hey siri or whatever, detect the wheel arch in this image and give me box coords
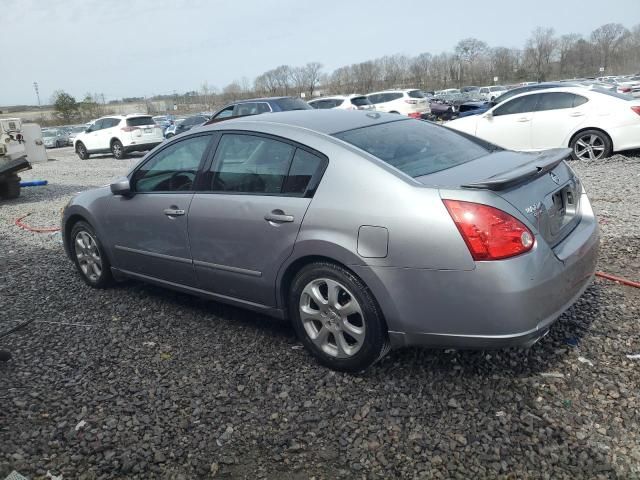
[568,127,614,152]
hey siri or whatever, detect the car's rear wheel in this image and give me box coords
[165,133,174,139]
[76,142,90,160]
[111,139,126,159]
[570,130,612,161]
[70,221,113,288]
[289,262,389,373]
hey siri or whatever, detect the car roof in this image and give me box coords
[202,110,407,135]
[234,96,295,103]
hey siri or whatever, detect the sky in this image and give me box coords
[1,0,638,106]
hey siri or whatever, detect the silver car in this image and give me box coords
[61,111,599,372]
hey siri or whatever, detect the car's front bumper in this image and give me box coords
[352,193,599,349]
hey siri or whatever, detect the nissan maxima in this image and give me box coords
[62,110,599,372]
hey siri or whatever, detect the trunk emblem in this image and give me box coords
[550,172,560,185]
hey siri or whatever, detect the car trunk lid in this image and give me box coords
[417,148,582,247]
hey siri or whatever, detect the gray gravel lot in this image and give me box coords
[1,147,639,479]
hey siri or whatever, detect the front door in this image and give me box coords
[477,93,540,151]
[106,134,213,286]
[188,133,326,307]
[83,119,104,150]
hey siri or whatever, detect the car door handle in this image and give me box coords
[264,210,294,223]
[164,207,185,217]
[516,117,530,122]
[569,112,584,117]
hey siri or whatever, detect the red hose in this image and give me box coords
[596,271,640,289]
[14,213,61,233]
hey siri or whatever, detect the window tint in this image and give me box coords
[282,149,324,194]
[350,96,371,107]
[407,90,425,99]
[334,119,488,177]
[210,134,294,194]
[313,100,333,110]
[132,136,210,193]
[573,95,588,107]
[273,97,312,111]
[536,92,577,111]
[331,99,345,107]
[126,117,154,127]
[235,103,258,116]
[214,106,235,119]
[383,93,403,102]
[367,94,382,104]
[91,119,104,131]
[480,88,489,93]
[256,102,271,113]
[493,94,540,116]
[101,118,120,128]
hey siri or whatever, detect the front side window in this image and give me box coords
[132,135,210,193]
[91,120,105,131]
[256,102,271,113]
[210,134,295,194]
[493,94,540,116]
[214,106,235,120]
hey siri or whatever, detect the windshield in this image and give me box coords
[490,86,505,92]
[274,98,312,111]
[127,117,155,126]
[407,90,425,98]
[334,119,488,177]
[350,96,371,106]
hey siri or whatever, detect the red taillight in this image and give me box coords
[443,200,534,261]
[619,87,631,93]
[631,106,640,116]
[121,126,138,132]
[405,99,418,104]
[408,112,422,119]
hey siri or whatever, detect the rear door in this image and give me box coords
[476,94,540,150]
[188,133,327,307]
[530,93,589,150]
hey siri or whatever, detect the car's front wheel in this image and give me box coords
[111,139,126,159]
[76,142,90,160]
[289,262,389,373]
[165,133,174,139]
[570,130,612,161]
[70,221,113,288]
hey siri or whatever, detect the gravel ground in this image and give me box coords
[1,147,639,480]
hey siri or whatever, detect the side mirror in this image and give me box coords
[482,111,493,119]
[110,177,132,196]
[85,127,92,133]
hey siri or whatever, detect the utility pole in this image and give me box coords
[33,81,41,108]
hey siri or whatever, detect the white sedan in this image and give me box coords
[446,87,640,160]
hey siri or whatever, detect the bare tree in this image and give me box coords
[558,34,582,76]
[591,23,629,70]
[301,62,323,97]
[524,27,557,81]
[455,38,488,85]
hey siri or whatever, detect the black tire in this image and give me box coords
[289,262,390,373]
[0,174,21,200]
[111,139,126,159]
[389,111,400,114]
[569,129,612,161]
[76,142,90,160]
[165,133,174,139]
[69,220,113,288]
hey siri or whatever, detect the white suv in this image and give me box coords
[478,86,508,101]
[308,94,375,111]
[73,114,164,160]
[366,89,430,118]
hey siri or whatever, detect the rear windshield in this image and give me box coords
[334,120,488,177]
[350,96,371,106]
[591,87,635,100]
[127,116,155,127]
[274,98,312,111]
[407,90,425,98]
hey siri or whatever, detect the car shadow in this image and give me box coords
[1,184,101,206]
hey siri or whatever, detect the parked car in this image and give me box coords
[478,86,508,101]
[42,128,68,148]
[460,86,480,94]
[73,114,164,160]
[205,96,312,124]
[435,88,461,95]
[67,125,88,146]
[61,110,598,372]
[152,115,174,133]
[447,87,640,160]
[170,114,210,137]
[164,117,187,138]
[308,95,375,111]
[366,89,430,118]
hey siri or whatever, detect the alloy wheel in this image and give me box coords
[299,278,366,358]
[574,134,606,160]
[75,231,103,282]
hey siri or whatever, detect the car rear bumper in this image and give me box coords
[352,193,599,349]
[123,142,162,153]
[609,123,640,152]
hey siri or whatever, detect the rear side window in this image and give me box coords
[273,98,312,111]
[367,94,382,104]
[384,93,403,102]
[235,103,258,116]
[210,134,295,194]
[350,96,371,107]
[282,149,324,194]
[256,102,271,113]
[334,120,488,177]
[493,94,540,116]
[126,117,154,127]
[536,92,578,111]
[407,90,425,98]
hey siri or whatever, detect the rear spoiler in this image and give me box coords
[461,148,571,191]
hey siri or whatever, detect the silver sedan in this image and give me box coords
[61,111,599,372]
